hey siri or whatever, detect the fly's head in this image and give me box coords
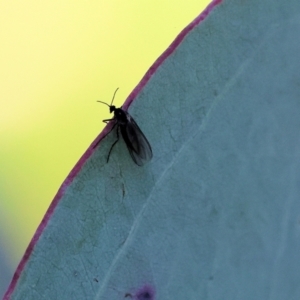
[109,105,116,114]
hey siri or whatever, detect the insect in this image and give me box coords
[95,88,152,166]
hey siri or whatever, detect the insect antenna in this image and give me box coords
[97,87,119,107]
[97,100,110,107]
[110,87,119,106]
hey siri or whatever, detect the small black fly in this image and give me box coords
[95,88,152,166]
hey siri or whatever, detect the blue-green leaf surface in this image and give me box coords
[6,0,300,299]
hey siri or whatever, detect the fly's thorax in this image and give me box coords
[114,108,128,125]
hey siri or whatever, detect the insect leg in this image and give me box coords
[93,121,117,149]
[107,125,120,163]
[103,118,114,123]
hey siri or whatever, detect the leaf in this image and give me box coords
[5,0,300,299]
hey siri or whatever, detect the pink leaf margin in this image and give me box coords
[4,0,222,298]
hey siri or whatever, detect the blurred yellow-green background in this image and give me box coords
[0,0,209,293]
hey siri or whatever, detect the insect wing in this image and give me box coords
[121,112,152,166]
